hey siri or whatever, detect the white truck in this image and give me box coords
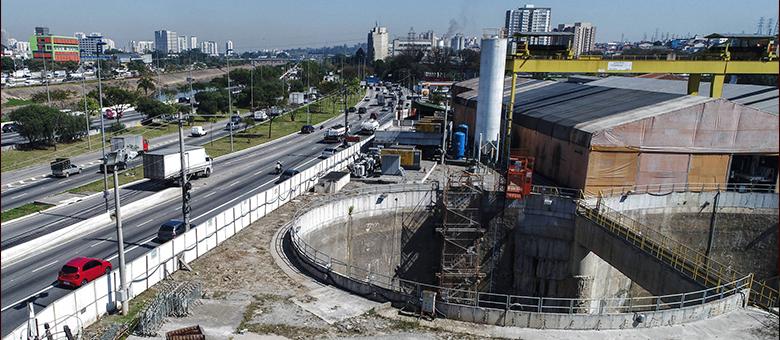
[359,119,380,135]
[101,135,148,172]
[143,146,213,183]
[324,124,347,143]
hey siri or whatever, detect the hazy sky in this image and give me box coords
[2,0,777,51]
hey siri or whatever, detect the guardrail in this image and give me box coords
[4,137,373,340]
[288,185,754,323]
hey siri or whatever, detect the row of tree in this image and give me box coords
[9,105,88,146]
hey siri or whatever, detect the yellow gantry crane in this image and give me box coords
[502,32,779,162]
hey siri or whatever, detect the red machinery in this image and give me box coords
[506,155,534,199]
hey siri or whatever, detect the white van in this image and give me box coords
[252,110,268,121]
[190,126,207,137]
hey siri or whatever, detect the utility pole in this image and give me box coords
[306,61,310,125]
[106,152,129,316]
[80,62,92,150]
[97,43,110,213]
[342,85,348,147]
[43,57,51,106]
[178,101,191,230]
[440,91,450,165]
[250,60,254,111]
[227,56,234,152]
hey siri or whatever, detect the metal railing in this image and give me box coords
[576,199,779,313]
[594,182,777,197]
[288,185,754,316]
[291,219,751,315]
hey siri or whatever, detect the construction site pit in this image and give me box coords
[288,167,779,331]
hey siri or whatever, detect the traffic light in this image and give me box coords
[182,180,193,218]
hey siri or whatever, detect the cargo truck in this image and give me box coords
[324,124,347,143]
[143,146,213,184]
[50,158,83,178]
[359,119,380,135]
[101,135,148,172]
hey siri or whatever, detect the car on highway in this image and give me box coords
[57,257,112,288]
[157,219,192,242]
[358,107,367,114]
[230,114,242,124]
[224,121,241,131]
[348,107,357,113]
[300,125,315,134]
[191,126,207,137]
[277,168,300,183]
[363,97,370,101]
[320,146,338,158]
[1,121,19,133]
[252,110,268,121]
[103,108,122,119]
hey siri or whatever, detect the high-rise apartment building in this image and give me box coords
[190,36,198,51]
[78,33,105,59]
[201,41,218,56]
[178,36,188,52]
[154,30,178,55]
[367,24,389,61]
[505,4,552,45]
[553,22,596,56]
[450,34,465,51]
[225,40,234,55]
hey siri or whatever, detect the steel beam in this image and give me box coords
[506,58,779,75]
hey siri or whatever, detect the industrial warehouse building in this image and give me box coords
[452,77,779,194]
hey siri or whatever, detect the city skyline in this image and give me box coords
[1,0,777,52]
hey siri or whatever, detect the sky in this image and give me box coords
[1,0,777,51]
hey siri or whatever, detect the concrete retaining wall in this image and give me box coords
[290,188,752,330]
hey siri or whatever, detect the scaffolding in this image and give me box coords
[436,169,487,304]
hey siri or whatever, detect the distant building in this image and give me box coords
[29,28,79,62]
[505,4,552,45]
[154,30,178,55]
[130,40,154,53]
[103,38,116,50]
[79,33,105,59]
[391,28,436,57]
[225,40,234,55]
[553,22,596,56]
[178,36,187,52]
[74,32,86,40]
[201,41,218,56]
[367,24,389,61]
[450,34,465,51]
[35,27,50,36]
[189,36,198,51]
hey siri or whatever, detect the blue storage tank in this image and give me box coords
[453,132,466,160]
[456,124,469,138]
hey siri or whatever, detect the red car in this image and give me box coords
[57,257,112,288]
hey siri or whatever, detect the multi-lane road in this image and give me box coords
[1,113,244,211]
[0,86,403,335]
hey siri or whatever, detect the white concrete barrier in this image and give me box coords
[3,137,372,340]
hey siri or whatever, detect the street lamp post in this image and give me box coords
[42,57,51,106]
[226,56,234,152]
[79,53,92,150]
[97,41,110,212]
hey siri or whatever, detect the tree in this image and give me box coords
[31,89,75,109]
[136,76,156,96]
[91,86,138,123]
[194,91,228,117]
[2,57,14,71]
[9,104,85,146]
[135,97,175,119]
[242,116,256,141]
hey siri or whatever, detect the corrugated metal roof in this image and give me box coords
[586,77,778,114]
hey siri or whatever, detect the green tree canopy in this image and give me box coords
[9,104,85,146]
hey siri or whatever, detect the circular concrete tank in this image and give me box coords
[288,184,768,329]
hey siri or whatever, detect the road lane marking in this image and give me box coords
[90,241,105,248]
[193,177,276,221]
[141,218,155,225]
[106,236,156,262]
[0,285,55,312]
[228,181,240,187]
[203,191,217,198]
[31,260,58,273]
[10,193,26,199]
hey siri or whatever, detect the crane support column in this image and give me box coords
[710,74,726,98]
[687,74,701,96]
[503,72,518,168]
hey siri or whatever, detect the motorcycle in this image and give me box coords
[275,164,283,175]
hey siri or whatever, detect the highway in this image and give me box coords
[0,86,403,335]
[0,113,241,211]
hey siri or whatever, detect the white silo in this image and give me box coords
[473,35,507,157]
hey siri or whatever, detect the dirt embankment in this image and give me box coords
[0,65,253,110]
